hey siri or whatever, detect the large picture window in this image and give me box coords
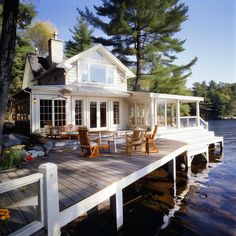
[90,64,106,83]
[80,62,115,84]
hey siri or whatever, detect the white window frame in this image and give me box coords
[78,61,116,85]
[112,100,120,125]
[39,99,66,128]
[87,98,109,131]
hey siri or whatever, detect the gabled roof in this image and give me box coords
[57,44,136,79]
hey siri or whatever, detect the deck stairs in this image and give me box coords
[158,127,223,167]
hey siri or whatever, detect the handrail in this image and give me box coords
[0,173,44,236]
[199,117,208,129]
[0,173,43,194]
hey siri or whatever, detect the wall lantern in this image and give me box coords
[33,98,37,104]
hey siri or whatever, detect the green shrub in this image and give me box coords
[0,148,26,171]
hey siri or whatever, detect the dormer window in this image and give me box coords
[79,62,115,84]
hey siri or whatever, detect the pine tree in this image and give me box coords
[65,18,93,58]
[78,0,197,91]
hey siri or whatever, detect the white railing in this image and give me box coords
[180,116,198,128]
[199,117,208,130]
[0,173,44,236]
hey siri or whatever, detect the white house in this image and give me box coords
[14,34,206,133]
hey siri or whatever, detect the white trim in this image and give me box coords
[58,44,136,79]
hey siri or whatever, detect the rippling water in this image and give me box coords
[66,120,236,236]
[158,120,236,236]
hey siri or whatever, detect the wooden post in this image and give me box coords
[168,158,176,183]
[39,163,60,236]
[110,189,123,230]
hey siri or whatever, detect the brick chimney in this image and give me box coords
[48,32,64,66]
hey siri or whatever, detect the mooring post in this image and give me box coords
[39,163,60,236]
[110,189,123,230]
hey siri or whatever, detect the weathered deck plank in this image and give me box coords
[0,138,187,233]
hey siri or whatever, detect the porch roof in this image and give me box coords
[130,91,204,102]
[30,85,131,98]
[152,93,204,102]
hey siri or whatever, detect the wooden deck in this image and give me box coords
[0,138,187,235]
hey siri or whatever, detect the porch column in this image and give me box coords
[176,100,180,129]
[196,101,200,127]
[149,97,155,129]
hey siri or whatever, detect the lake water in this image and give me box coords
[65,120,236,236]
[158,120,236,236]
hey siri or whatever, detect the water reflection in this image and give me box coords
[62,120,236,236]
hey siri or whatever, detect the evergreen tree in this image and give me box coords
[65,18,93,58]
[10,37,33,94]
[192,81,236,120]
[78,0,196,91]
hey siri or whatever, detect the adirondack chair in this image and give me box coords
[126,128,146,156]
[78,127,100,158]
[146,125,159,152]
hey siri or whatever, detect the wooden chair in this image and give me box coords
[146,125,159,152]
[126,129,146,156]
[78,127,100,158]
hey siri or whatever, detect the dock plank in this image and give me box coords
[0,138,187,232]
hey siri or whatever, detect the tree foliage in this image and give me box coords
[65,17,94,58]
[25,20,57,54]
[192,81,236,120]
[78,0,196,91]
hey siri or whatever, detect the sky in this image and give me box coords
[34,0,235,88]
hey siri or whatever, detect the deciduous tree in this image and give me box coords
[26,20,57,54]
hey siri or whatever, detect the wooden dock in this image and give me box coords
[0,138,188,235]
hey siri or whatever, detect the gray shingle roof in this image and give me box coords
[27,53,50,78]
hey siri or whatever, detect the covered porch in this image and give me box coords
[127,92,206,130]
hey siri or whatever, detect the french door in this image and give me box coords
[89,99,108,130]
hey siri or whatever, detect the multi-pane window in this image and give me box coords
[54,100,66,127]
[90,101,97,128]
[40,100,52,128]
[136,103,145,125]
[75,100,82,125]
[40,99,66,128]
[100,102,107,127]
[113,101,120,125]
